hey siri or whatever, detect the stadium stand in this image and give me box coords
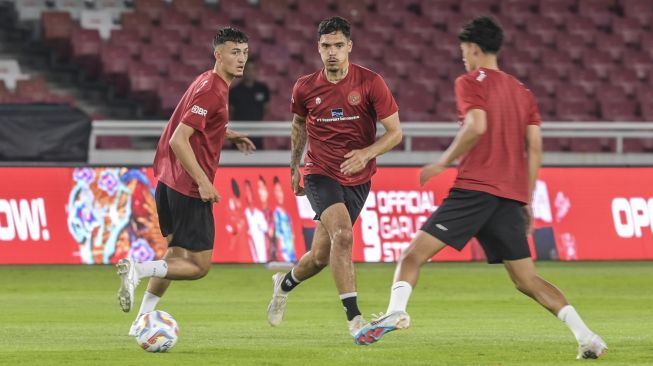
[0,0,651,153]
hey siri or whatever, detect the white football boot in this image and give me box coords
[354,311,411,345]
[267,272,288,326]
[116,258,140,313]
[577,333,608,359]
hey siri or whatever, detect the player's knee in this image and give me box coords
[192,264,211,279]
[513,276,536,295]
[312,253,329,269]
[331,227,353,248]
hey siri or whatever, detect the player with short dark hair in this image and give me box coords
[266,16,403,340]
[116,26,256,336]
[353,16,607,360]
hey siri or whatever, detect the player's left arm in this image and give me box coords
[226,128,256,154]
[419,108,486,186]
[340,112,402,176]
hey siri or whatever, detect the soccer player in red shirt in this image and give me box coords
[115,27,256,336]
[266,16,403,339]
[354,17,607,359]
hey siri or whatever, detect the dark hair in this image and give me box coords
[258,175,266,184]
[273,176,280,185]
[244,179,252,188]
[231,178,240,197]
[213,26,248,48]
[318,16,351,39]
[458,16,503,54]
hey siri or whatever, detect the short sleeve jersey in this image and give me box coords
[453,67,541,204]
[153,70,229,198]
[291,63,398,185]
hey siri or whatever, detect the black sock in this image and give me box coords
[280,271,300,292]
[341,296,361,321]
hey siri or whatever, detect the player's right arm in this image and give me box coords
[169,123,219,203]
[289,113,307,196]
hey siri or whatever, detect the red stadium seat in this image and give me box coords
[622,0,652,26]
[569,138,614,152]
[623,138,653,153]
[499,2,533,28]
[611,17,641,46]
[120,12,152,42]
[70,28,102,79]
[15,78,50,100]
[100,43,131,95]
[600,100,640,121]
[555,100,597,121]
[536,96,556,121]
[641,103,653,121]
[612,70,642,97]
[595,85,628,104]
[556,85,590,103]
[139,45,172,75]
[335,0,370,25]
[555,34,589,62]
[167,63,199,84]
[107,29,142,58]
[159,10,192,41]
[529,68,560,96]
[578,0,614,28]
[157,80,187,116]
[172,0,205,23]
[134,0,167,24]
[512,32,544,59]
[525,16,558,45]
[259,0,290,22]
[544,51,574,79]
[566,17,597,45]
[149,28,184,57]
[539,1,571,27]
[199,11,232,30]
[624,52,652,81]
[41,11,75,60]
[571,68,600,96]
[582,51,614,80]
[419,0,458,28]
[178,45,214,73]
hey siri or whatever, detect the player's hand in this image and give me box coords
[419,162,446,186]
[291,166,305,196]
[523,204,534,234]
[199,181,220,203]
[228,131,256,155]
[340,149,371,176]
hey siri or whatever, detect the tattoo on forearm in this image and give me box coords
[290,119,307,168]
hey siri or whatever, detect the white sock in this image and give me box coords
[557,305,593,342]
[137,291,161,315]
[135,260,168,279]
[387,281,413,313]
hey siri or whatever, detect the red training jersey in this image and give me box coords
[453,67,541,204]
[291,63,398,186]
[153,70,229,198]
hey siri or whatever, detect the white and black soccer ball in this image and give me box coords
[134,310,179,352]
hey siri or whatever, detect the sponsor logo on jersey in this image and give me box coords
[476,70,487,82]
[191,105,208,116]
[331,108,344,118]
[315,96,322,105]
[348,90,361,105]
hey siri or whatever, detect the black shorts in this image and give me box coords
[421,188,531,264]
[155,182,215,252]
[304,174,371,225]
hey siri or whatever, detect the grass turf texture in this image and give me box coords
[0,262,651,365]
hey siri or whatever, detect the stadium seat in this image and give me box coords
[555,34,588,62]
[569,138,614,152]
[539,1,571,27]
[499,2,533,27]
[419,0,458,28]
[536,96,556,121]
[0,59,30,90]
[595,85,628,104]
[15,0,49,22]
[582,51,614,80]
[15,78,50,100]
[611,17,641,46]
[555,100,597,121]
[571,68,600,96]
[622,0,652,26]
[159,10,193,41]
[139,45,172,75]
[577,0,614,28]
[624,52,652,81]
[172,0,205,23]
[149,28,185,57]
[95,0,128,21]
[80,10,117,40]
[600,100,640,121]
[544,51,574,79]
[640,103,653,121]
[335,0,370,25]
[525,16,558,45]
[178,45,214,73]
[41,11,76,60]
[199,11,232,30]
[613,70,642,97]
[120,12,152,42]
[566,17,597,45]
[512,32,543,60]
[134,0,167,24]
[623,138,653,153]
[556,85,590,103]
[158,80,187,116]
[70,28,102,79]
[259,0,290,22]
[107,29,141,58]
[128,62,160,115]
[529,68,560,96]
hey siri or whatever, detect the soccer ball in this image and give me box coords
[134,310,179,352]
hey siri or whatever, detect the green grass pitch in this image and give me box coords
[1,262,651,365]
